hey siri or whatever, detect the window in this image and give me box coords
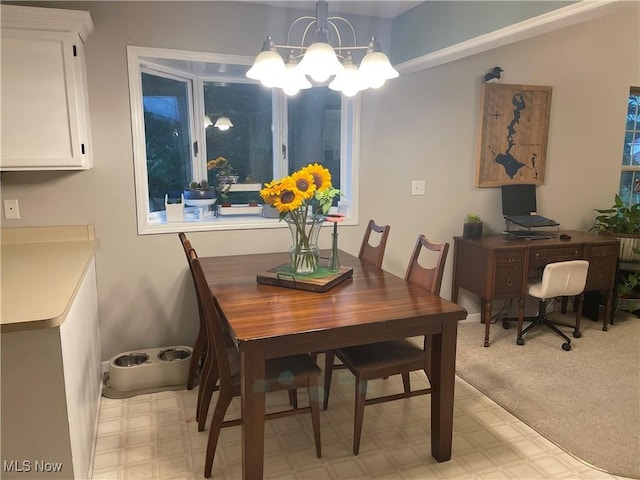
[619,87,640,204]
[128,46,359,234]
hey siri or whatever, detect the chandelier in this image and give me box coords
[246,0,399,97]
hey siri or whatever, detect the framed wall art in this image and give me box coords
[476,83,552,187]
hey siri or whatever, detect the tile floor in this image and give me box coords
[92,363,630,480]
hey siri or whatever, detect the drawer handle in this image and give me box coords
[506,278,513,287]
[535,252,540,257]
[601,251,608,256]
[574,250,579,255]
[508,256,515,263]
[597,271,604,279]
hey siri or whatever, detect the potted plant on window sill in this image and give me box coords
[184,180,217,220]
[463,213,483,240]
[184,180,216,201]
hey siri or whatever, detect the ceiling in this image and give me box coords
[241,1,423,19]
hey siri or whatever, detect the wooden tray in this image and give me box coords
[256,265,353,292]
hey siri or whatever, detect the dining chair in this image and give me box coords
[189,252,322,478]
[178,232,207,391]
[323,234,449,455]
[358,219,391,269]
[311,219,390,374]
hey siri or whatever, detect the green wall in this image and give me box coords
[391,1,576,64]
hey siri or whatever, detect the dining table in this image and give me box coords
[199,250,468,479]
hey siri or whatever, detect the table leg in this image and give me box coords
[451,284,459,304]
[603,289,613,331]
[483,300,492,347]
[240,348,266,480]
[516,297,525,345]
[430,321,458,462]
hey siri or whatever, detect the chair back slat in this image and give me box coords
[190,253,232,387]
[404,234,449,295]
[358,220,390,269]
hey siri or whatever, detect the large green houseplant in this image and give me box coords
[592,195,640,312]
[592,194,640,262]
[592,194,640,234]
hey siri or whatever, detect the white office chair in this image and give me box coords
[511,260,589,351]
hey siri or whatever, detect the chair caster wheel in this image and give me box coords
[562,342,572,351]
[516,338,524,346]
[502,320,511,329]
[573,331,582,338]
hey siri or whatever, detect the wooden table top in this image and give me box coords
[199,251,467,355]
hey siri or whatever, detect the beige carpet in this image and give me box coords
[455,311,640,479]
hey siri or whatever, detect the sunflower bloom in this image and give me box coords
[290,170,317,201]
[271,178,304,213]
[261,164,342,274]
[303,164,332,192]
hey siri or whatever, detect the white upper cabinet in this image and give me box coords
[1,5,94,171]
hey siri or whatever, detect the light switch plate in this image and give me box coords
[4,199,20,219]
[411,180,426,196]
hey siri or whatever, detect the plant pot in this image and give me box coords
[600,230,640,262]
[463,222,483,240]
[183,188,216,200]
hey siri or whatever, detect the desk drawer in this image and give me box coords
[494,264,525,295]
[496,250,525,264]
[590,245,618,259]
[530,246,583,263]
[587,244,618,290]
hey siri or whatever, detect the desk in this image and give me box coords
[200,251,467,479]
[451,230,618,347]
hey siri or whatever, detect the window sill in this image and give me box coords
[139,208,357,235]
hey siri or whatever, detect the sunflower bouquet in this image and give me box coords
[260,163,341,274]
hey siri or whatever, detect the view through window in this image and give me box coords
[620,87,640,204]
[128,47,358,234]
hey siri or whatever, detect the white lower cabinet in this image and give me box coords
[0,258,102,479]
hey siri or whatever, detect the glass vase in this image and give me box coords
[285,212,324,274]
[328,223,340,272]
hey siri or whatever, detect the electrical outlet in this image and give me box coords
[3,199,20,220]
[411,180,426,196]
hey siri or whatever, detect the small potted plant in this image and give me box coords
[463,212,483,240]
[207,156,235,206]
[184,180,216,200]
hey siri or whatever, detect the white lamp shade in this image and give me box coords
[246,50,286,88]
[328,63,366,97]
[297,42,344,83]
[281,62,312,96]
[359,51,399,89]
[214,117,233,131]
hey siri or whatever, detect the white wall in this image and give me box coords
[359,3,639,314]
[1,1,638,359]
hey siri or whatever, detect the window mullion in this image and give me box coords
[192,76,207,182]
[273,90,288,178]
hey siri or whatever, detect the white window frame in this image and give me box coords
[620,87,640,205]
[127,45,359,235]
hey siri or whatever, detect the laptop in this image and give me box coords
[501,184,558,228]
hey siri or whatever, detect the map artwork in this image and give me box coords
[476,84,552,187]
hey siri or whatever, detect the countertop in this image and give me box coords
[1,225,97,332]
